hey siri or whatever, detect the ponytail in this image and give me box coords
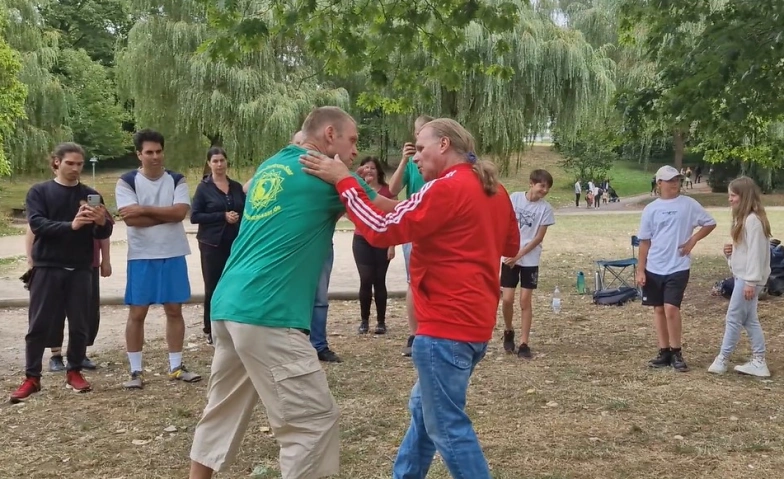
[472,159,499,196]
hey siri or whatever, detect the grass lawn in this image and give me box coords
[633,192,784,209]
[2,211,784,478]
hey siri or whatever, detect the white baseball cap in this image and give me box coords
[655,165,681,182]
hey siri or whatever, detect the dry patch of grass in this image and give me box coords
[3,212,784,478]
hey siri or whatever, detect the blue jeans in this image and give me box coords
[393,335,490,479]
[310,245,334,353]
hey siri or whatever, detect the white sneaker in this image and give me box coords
[734,358,771,377]
[708,355,728,374]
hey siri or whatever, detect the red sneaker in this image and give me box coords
[66,370,92,393]
[10,377,41,404]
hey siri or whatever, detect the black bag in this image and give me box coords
[592,286,638,306]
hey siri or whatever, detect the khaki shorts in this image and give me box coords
[190,321,340,478]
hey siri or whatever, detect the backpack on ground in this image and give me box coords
[592,286,638,306]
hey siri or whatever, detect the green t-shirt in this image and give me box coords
[211,144,377,330]
[402,158,425,199]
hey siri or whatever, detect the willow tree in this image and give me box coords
[324,0,616,173]
[554,0,668,165]
[384,0,616,173]
[117,0,349,170]
[0,4,27,176]
[2,0,70,173]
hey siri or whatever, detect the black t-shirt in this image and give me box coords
[26,180,113,269]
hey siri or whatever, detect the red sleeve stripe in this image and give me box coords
[341,178,439,233]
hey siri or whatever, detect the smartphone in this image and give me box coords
[87,194,101,207]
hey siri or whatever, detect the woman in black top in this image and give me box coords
[190,147,246,344]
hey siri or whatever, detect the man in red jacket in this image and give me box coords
[300,118,520,478]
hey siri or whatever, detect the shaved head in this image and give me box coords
[301,107,356,139]
[299,106,359,166]
[291,130,305,145]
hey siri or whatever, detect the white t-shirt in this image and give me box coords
[638,195,716,275]
[503,191,555,267]
[115,171,192,260]
[574,181,581,194]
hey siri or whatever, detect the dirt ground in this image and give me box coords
[2,256,784,479]
[3,208,784,478]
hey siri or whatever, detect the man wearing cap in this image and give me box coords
[635,165,716,372]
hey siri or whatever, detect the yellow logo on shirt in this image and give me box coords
[245,164,292,221]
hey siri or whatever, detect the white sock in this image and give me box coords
[169,352,183,372]
[128,351,143,373]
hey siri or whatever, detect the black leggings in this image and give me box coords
[352,235,391,322]
[200,241,232,334]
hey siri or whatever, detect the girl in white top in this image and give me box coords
[709,176,772,377]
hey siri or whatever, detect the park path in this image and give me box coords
[556,179,711,215]
[0,224,408,307]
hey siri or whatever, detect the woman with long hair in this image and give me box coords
[709,176,772,377]
[190,147,246,344]
[353,156,397,334]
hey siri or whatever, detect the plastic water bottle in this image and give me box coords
[576,271,585,294]
[552,286,562,314]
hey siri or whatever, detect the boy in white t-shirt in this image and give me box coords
[636,165,716,372]
[501,169,556,358]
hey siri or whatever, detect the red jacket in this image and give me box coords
[336,162,520,343]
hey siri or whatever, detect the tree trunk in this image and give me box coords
[207,133,223,146]
[673,129,685,170]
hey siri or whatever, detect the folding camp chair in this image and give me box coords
[595,236,640,292]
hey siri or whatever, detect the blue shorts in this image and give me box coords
[125,256,191,306]
[402,243,412,284]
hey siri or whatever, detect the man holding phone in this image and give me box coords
[11,142,113,403]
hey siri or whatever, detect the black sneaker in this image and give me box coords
[503,330,515,353]
[358,321,369,334]
[517,343,532,359]
[318,349,342,363]
[374,322,387,335]
[81,357,97,370]
[648,348,672,368]
[670,350,689,372]
[49,355,66,372]
[402,335,415,357]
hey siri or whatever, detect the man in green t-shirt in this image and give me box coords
[188,107,394,479]
[388,114,433,357]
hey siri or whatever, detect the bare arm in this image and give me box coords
[25,225,33,266]
[137,204,190,223]
[388,157,409,197]
[100,238,111,262]
[124,216,164,227]
[516,225,549,258]
[243,178,252,194]
[371,195,400,213]
[690,224,716,244]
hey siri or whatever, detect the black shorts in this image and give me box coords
[641,269,690,308]
[500,265,539,290]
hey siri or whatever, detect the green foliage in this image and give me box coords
[0,6,27,176]
[117,0,350,169]
[58,48,129,159]
[2,0,71,173]
[197,0,521,113]
[40,0,134,66]
[555,118,622,182]
[618,0,784,169]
